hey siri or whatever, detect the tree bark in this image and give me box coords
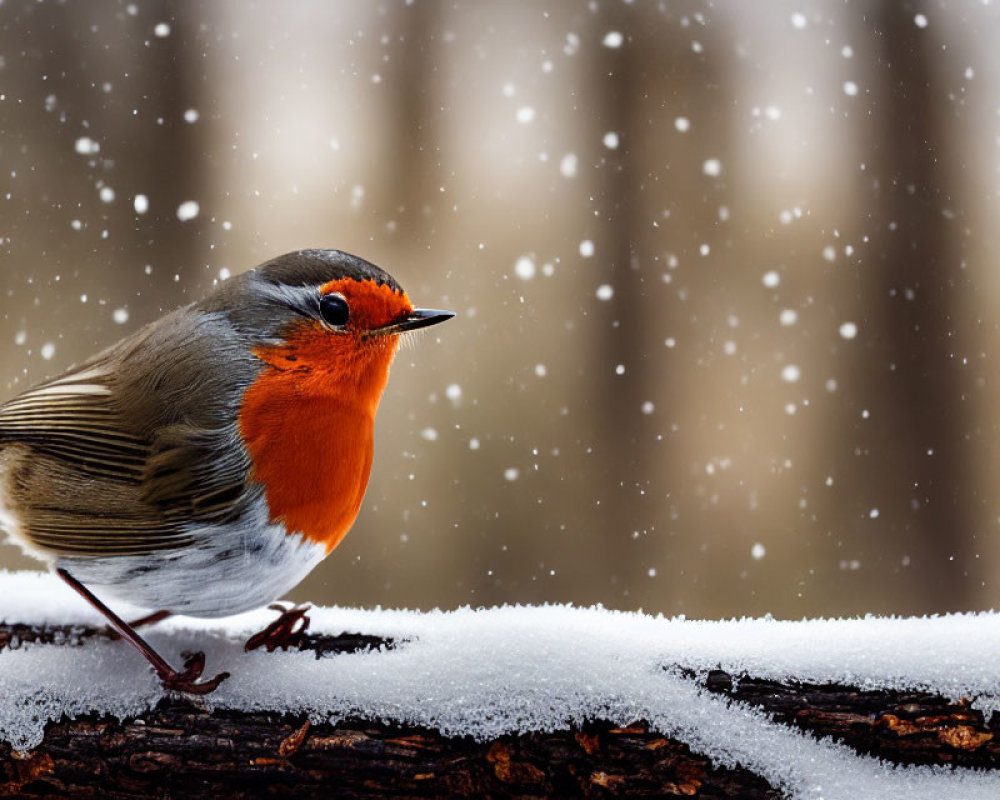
[2,623,997,798]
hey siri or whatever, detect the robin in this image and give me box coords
[0,249,453,692]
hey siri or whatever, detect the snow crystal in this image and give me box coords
[702,158,722,177]
[790,12,807,29]
[2,571,1000,799]
[99,186,115,204]
[764,105,781,121]
[699,243,710,256]
[153,22,171,37]
[183,108,199,123]
[420,427,438,442]
[843,80,859,97]
[176,200,200,221]
[14,331,26,346]
[74,136,99,155]
[762,270,781,288]
[469,437,480,450]
[781,364,801,383]
[751,542,766,560]
[779,309,798,326]
[514,255,536,280]
[641,401,654,415]
[133,194,149,214]
[534,364,547,377]
[559,152,578,178]
[839,321,858,340]
[579,239,595,258]
[40,344,56,360]
[595,284,614,301]
[822,245,836,262]
[503,467,519,481]
[614,364,625,376]
[515,106,535,124]
[914,13,929,28]
[674,116,690,132]
[602,30,624,49]
[112,308,129,325]
[869,508,880,519]
[602,131,619,150]
[445,384,462,403]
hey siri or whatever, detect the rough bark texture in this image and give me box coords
[2,623,998,798]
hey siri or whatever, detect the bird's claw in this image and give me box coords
[245,603,311,652]
[158,650,230,695]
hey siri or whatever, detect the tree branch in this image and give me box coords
[2,623,997,798]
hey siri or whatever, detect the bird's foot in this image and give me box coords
[245,603,311,652]
[56,569,228,695]
[158,650,230,695]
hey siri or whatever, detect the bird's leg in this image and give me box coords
[105,609,174,641]
[56,568,229,695]
[245,603,311,652]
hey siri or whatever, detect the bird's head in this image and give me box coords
[204,249,453,397]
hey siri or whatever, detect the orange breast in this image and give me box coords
[238,327,398,553]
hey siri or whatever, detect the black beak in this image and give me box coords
[375,308,455,336]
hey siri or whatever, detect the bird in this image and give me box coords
[0,249,453,692]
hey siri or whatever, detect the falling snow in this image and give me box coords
[781,364,801,383]
[602,30,624,48]
[514,255,536,280]
[839,321,858,340]
[559,153,578,178]
[176,200,200,221]
[74,136,99,155]
[515,106,535,124]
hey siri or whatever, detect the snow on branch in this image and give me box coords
[2,570,1000,799]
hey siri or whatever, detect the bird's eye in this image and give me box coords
[319,293,350,328]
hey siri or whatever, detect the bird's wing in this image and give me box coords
[0,311,260,557]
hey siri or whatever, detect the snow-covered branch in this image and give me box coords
[2,571,1000,799]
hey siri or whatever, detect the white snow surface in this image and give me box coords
[1,570,999,798]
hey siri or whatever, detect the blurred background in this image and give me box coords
[1,0,998,619]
